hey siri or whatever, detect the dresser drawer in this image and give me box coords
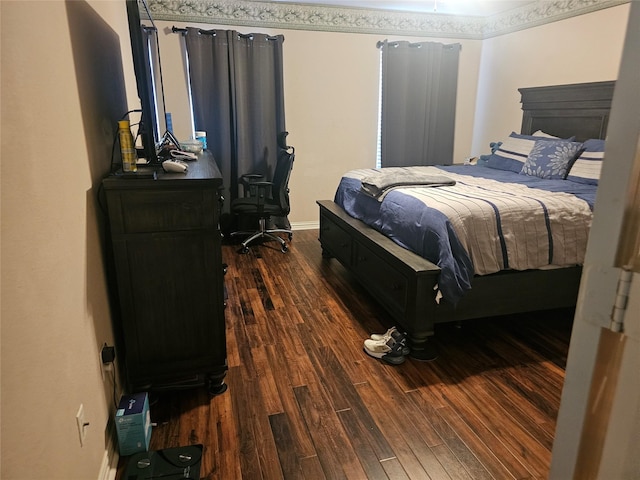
[353,240,408,315]
[108,189,218,234]
[320,212,352,266]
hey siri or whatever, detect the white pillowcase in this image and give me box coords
[532,130,560,138]
[566,139,605,185]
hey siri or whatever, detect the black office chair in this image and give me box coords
[230,132,295,254]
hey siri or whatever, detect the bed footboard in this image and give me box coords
[318,200,441,360]
[317,200,582,360]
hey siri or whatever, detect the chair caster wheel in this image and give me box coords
[238,246,249,254]
[288,233,293,241]
[281,244,288,253]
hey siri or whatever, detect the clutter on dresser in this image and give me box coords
[179,138,204,154]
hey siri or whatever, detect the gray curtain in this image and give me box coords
[379,40,461,167]
[184,28,286,233]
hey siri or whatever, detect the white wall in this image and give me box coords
[1,1,135,478]
[473,5,630,155]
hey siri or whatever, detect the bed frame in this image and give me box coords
[317,81,615,360]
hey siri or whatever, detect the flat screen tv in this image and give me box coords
[125,0,166,164]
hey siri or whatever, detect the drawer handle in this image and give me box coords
[341,243,349,248]
[358,255,367,261]
[390,283,403,291]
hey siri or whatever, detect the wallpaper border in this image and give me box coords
[146,0,628,39]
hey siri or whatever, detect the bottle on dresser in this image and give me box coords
[118,120,138,173]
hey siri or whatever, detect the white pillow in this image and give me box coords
[532,130,560,138]
[566,139,605,185]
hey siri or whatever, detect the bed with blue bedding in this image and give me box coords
[336,165,597,305]
[317,81,614,360]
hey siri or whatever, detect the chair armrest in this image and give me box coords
[240,174,266,197]
[250,181,273,198]
[249,181,274,207]
[241,173,265,182]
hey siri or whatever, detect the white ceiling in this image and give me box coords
[267,0,535,16]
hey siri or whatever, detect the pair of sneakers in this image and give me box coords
[363,327,410,365]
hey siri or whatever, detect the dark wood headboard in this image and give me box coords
[519,81,615,141]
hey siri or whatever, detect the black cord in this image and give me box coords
[121,109,142,120]
[109,128,119,174]
[111,363,118,408]
[96,182,108,217]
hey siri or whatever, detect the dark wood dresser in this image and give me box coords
[102,152,227,395]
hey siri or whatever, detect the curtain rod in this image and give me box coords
[377,40,461,50]
[171,26,217,35]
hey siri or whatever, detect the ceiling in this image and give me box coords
[267,0,535,16]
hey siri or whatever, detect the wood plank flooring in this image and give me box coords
[116,229,573,479]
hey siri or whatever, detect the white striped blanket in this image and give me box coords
[339,166,593,302]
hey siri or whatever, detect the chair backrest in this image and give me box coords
[271,143,295,215]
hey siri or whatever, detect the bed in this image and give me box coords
[317,81,614,360]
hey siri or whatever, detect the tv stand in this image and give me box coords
[102,152,227,395]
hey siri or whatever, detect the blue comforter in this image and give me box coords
[334,165,597,304]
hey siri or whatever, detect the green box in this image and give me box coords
[115,392,152,456]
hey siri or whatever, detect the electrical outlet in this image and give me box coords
[101,344,116,364]
[100,343,116,380]
[100,360,112,381]
[76,404,89,447]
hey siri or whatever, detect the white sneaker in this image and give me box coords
[370,326,398,341]
[369,327,410,356]
[363,336,408,365]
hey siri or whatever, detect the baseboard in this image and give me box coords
[97,422,119,480]
[291,221,318,231]
[97,448,118,480]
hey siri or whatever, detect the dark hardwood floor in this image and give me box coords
[117,229,574,479]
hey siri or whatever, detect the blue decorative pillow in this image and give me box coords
[477,141,502,167]
[486,132,571,173]
[520,140,582,179]
[582,138,605,151]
